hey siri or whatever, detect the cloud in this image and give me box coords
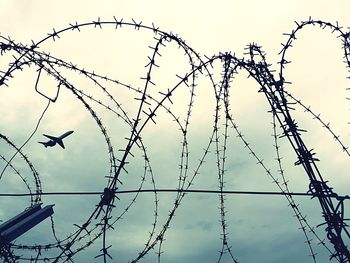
[0,1,350,262]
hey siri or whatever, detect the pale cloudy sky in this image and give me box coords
[0,1,350,262]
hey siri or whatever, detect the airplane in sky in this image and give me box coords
[38,130,74,149]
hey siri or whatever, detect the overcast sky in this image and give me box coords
[1,1,350,262]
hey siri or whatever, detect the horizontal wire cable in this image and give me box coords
[0,189,348,199]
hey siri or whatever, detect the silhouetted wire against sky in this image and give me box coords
[1,1,350,263]
[0,189,349,199]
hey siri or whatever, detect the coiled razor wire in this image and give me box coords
[0,17,349,262]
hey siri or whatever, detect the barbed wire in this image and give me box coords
[0,17,349,262]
